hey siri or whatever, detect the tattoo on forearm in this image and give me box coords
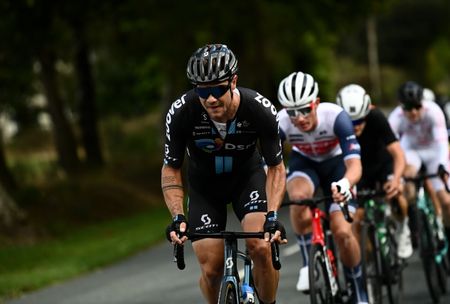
[162,184,184,191]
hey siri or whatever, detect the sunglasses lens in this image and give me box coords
[287,105,313,117]
[298,107,312,115]
[402,104,422,111]
[195,84,229,99]
[286,109,297,117]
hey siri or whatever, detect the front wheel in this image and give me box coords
[419,210,441,303]
[437,253,448,294]
[361,224,383,304]
[218,281,239,304]
[309,244,336,304]
[385,218,403,304]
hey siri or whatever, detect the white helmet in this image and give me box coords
[336,84,371,120]
[423,88,435,101]
[278,72,318,108]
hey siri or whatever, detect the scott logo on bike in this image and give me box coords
[225,257,233,269]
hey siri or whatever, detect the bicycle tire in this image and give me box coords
[218,281,239,304]
[437,256,448,294]
[309,244,336,304]
[384,218,403,304]
[418,210,441,303]
[361,224,383,304]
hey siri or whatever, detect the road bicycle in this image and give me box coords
[282,197,353,304]
[405,168,449,303]
[172,231,281,304]
[356,189,405,304]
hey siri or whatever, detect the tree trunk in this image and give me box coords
[367,15,382,101]
[38,48,81,174]
[0,132,17,192]
[0,182,25,230]
[73,21,104,167]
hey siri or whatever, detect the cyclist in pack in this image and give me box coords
[388,81,450,250]
[162,44,287,304]
[337,84,413,259]
[277,72,368,303]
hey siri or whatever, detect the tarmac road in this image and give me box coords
[6,207,450,304]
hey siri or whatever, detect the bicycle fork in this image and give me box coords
[220,238,241,304]
[239,250,255,304]
[312,209,339,296]
[417,190,448,264]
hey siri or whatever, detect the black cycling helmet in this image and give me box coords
[186,44,238,85]
[397,81,423,107]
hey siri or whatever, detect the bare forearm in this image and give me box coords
[387,142,406,182]
[161,165,185,216]
[266,162,286,212]
[344,157,362,186]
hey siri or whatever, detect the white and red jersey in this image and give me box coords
[277,102,361,162]
[388,99,449,167]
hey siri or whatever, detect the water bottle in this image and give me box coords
[377,224,389,257]
[241,283,255,304]
[436,215,446,250]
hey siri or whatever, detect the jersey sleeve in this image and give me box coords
[430,103,449,166]
[371,109,398,146]
[333,111,361,160]
[254,94,283,166]
[163,94,189,168]
[277,110,289,143]
[387,107,402,139]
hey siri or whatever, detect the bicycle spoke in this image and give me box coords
[310,245,335,304]
[361,224,383,304]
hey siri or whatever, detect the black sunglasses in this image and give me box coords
[402,103,422,111]
[195,83,231,99]
[286,105,313,117]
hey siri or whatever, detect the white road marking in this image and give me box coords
[282,244,299,257]
[238,244,299,278]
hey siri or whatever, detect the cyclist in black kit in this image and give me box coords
[162,44,287,304]
[337,84,413,259]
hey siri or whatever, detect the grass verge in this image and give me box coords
[0,207,169,301]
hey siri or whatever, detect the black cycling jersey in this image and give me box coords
[164,87,283,233]
[358,108,398,187]
[163,87,283,177]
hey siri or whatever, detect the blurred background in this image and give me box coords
[0,0,449,299]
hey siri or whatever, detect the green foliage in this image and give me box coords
[0,208,169,299]
[2,0,449,123]
[95,55,164,117]
[426,38,450,95]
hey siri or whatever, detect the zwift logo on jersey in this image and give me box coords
[165,94,187,141]
[254,93,277,116]
[195,138,224,153]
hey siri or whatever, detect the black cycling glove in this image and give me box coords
[165,214,188,242]
[263,211,287,240]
